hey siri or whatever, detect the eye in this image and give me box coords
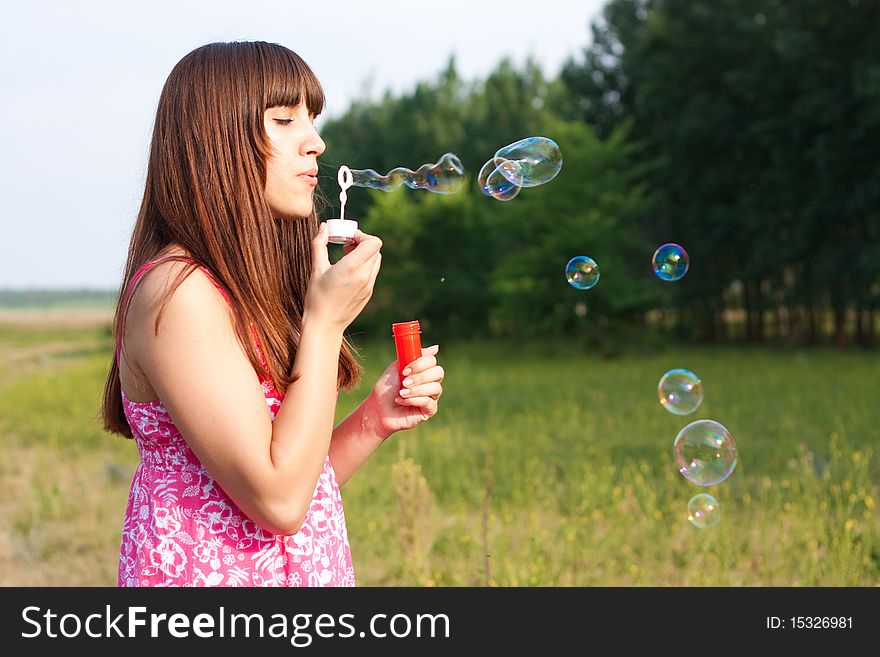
[273,118,295,125]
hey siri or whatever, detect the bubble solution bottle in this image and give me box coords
[392,320,422,385]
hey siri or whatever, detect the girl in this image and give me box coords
[100,41,444,587]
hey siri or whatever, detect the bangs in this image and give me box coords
[261,43,325,116]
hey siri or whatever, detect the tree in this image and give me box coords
[562,0,880,345]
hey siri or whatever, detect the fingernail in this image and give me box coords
[399,388,410,397]
[402,367,412,376]
[394,397,404,404]
[402,377,413,387]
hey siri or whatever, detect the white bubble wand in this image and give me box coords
[326,165,358,245]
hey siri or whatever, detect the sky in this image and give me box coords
[0,0,605,290]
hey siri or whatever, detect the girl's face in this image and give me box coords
[263,103,326,220]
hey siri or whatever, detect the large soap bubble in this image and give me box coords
[479,136,562,201]
[674,419,737,486]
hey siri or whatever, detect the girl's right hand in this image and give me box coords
[304,222,382,331]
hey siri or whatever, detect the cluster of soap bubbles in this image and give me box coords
[560,228,732,529]
[656,367,737,528]
[336,138,738,534]
[349,152,466,194]
[564,242,690,292]
[342,137,565,201]
[561,236,734,529]
[478,137,563,201]
[560,236,734,529]
[329,139,565,243]
[326,153,468,244]
[563,237,725,529]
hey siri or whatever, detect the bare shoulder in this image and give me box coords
[128,259,230,335]
[121,259,238,399]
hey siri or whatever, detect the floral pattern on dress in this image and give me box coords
[117,373,355,587]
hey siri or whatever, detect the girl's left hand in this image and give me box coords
[365,344,444,437]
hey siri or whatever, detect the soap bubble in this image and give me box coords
[687,493,721,529]
[478,158,522,201]
[479,136,562,201]
[494,136,563,187]
[674,419,737,486]
[658,368,704,415]
[652,243,689,281]
[565,256,600,290]
[350,153,465,194]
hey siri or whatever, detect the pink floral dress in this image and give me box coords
[116,257,355,587]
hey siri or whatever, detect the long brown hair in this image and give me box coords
[101,41,360,438]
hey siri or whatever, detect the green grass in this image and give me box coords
[339,341,880,585]
[0,289,116,309]
[0,323,877,586]
[0,323,111,348]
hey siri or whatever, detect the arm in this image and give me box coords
[329,345,444,485]
[135,226,382,535]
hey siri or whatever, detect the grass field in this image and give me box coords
[0,310,877,586]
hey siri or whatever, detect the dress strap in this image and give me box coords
[115,256,227,362]
[115,256,272,378]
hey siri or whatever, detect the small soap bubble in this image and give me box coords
[687,493,721,529]
[653,243,689,281]
[674,419,737,486]
[478,158,522,201]
[350,153,465,194]
[565,256,600,290]
[658,368,704,415]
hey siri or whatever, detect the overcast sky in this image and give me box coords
[0,0,604,289]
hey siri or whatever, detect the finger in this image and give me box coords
[403,353,439,376]
[339,233,382,268]
[401,345,440,376]
[342,230,373,256]
[393,396,439,416]
[312,222,331,271]
[399,381,443,400]
[400,365,444,388]
[345,229,382,249]
[351,250,381,294]
[368,250,382,286]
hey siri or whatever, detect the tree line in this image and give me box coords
[319,0,880,351]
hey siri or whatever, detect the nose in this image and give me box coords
[304,123,326,157]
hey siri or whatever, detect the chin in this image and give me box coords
[273,205,313,221]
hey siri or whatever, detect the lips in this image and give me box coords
[297,168,319,186]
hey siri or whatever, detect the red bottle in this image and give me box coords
[392,320,422,384]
